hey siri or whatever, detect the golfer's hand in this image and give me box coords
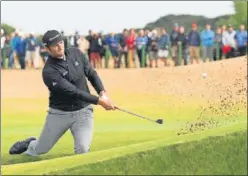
[97,96,115,111]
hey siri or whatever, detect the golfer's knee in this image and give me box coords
[75,144,90,154]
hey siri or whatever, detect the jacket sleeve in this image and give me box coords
[78,50,105,94]
[42,68,99,105]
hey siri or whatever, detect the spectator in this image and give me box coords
[235,24,247,56]
[61,31,69,49]
[144,29,150,62]
[170,23,179,65]
[9,31,19,69]
[3,34,11,68]
[15,31,27,69]
[188,23,201,64]
[1,29,6,68]
[73,31,80,48]
[89,32,101,68]
[98,31,106,68]
[69,35,74,47]
[176,26,189,66]
[39,39,49,65]
[222,24,236,59]
[158,27,170,66]
[118,29,128,68]
[213,27,223,61]
[201,24,215,62]
[106,32,119,68]
[126,28,136,68]
[135,29,148,68]
[26,32,39,69]
[147,29,159,68]
[86,30,93,58]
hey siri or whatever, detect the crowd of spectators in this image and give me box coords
[1,23,247,70]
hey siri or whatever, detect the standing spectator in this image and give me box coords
[15,31,27,70]
[213,27,223,61]
[222,24,236,59]
[144,29,150,62]
[188,23,201,64]
[69,35,74,47]
[147,29,159,68]
[26,32,39,68]
[9,31,19,69]
[106,32,119,69]
[126,28,136,68]
[2,34,11,68]
[201,24,215,62]
[39,40,49,65]
[170,23,179,66]
[61,31,69,49]
[135,29,148,68]
[86,30,93,59]
[98,31,106,68]
[1,29,6,68]
[73,31,80,48]
[118,29,128,68]
[176,26,189,66]
[89,32,101,68]
[158,28,170,66]
[235,24,247,56]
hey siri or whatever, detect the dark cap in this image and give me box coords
[228,24,233,28]
[42,30,63,47]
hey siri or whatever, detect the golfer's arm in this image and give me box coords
[42,70,99,105]
[81,51,105,95]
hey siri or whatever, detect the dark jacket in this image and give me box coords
[215,33,222,47]
[158,34,169,50]
[89,37,101,53]
[42,47,105,111]
[74,34,80,47]
[119,34,127,48]
[26,37,38,51]
[176,33,188,49]
[62,36,68,49]
[170,30,179,46]
[188,30,201,46]
[147,36,159,52]
[98,35,106,55]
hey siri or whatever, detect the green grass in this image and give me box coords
[47,130,247,175]
[1,93,247,175]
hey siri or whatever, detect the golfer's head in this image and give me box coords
[42,30,65,58]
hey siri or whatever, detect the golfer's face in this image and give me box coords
[49,40,65,57]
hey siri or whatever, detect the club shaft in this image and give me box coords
[117,107,156,123]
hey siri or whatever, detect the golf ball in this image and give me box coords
[202,72,207,78]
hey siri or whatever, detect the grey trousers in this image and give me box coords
[25,105,94,156]
[202,46,213,62]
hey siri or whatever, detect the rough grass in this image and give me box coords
[46,130,247,175]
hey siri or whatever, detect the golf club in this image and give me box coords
[115,106,163,124]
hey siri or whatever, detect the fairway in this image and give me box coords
[1,57,247,175]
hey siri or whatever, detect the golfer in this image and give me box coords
[9,30,115,156]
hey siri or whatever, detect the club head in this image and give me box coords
[156,118,163,124]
